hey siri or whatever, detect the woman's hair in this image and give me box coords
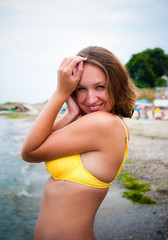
[76,46,136,118]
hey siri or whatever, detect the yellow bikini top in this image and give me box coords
[45,116,128,188]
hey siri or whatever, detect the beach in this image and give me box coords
[125,118,168,204]
[0,115,167,239]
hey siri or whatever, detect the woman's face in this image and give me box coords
[76,64,112,114]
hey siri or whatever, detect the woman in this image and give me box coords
[21,46,136,240]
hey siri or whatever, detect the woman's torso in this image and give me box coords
[34,116,129,240]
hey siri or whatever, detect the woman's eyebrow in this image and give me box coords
[95,81,105,85]
[78,81,105,87]
[93,81,106,86]
[77,83,84,87]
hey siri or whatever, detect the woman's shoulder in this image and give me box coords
[83,111,119,121]
[78,112,121,132]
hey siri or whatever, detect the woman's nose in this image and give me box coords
[87,90,98,104]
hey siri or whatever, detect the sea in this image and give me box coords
[0,116,50,240]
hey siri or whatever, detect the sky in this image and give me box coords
[0,0,168,104]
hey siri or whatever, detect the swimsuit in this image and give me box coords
[45,116,128,188]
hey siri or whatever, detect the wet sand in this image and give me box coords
[95,181,168,240]
[94,118,168,240]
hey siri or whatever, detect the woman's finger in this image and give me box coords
[59,56,87,74]
[67,57,87,74]
[74,61,84,78]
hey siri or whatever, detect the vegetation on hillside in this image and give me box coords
[126,48,168,88]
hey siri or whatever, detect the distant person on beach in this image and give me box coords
[21,46,136,240]
[156,111,167,120]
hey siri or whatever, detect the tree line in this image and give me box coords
[126,48,168,88]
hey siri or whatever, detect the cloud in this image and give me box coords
[0,0,168,103]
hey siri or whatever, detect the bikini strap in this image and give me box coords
[115,115,129,144]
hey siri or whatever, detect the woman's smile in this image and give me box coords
[86,103,104,112]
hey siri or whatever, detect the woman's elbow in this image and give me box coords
[21,148,40,163]
[21,148,32,163]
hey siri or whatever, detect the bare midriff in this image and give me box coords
[34,176,108,240]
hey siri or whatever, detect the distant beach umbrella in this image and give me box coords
[136,99,152,107]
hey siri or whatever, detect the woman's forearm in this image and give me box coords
[21,90,67,160]
[52,113,77,131]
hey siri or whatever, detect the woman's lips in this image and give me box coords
[86,103,103,112]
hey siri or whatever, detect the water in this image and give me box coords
[0,116,50,240]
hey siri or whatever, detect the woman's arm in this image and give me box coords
[22,111,115,163]
[21,56,86,162]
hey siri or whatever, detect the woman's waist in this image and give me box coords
[44,176,108,204]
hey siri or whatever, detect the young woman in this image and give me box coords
[21,46,136,240]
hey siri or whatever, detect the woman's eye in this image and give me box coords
[96,85,105,89]
[77,87,86,91]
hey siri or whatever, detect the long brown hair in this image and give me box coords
[77,46,136,118]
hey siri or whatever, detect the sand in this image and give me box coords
[125,118,168,204]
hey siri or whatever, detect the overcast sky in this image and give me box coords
[0,0,168,104]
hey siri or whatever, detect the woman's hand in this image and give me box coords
[57,56,87,98]
[51,96,80,133]
[66,95,80,120]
